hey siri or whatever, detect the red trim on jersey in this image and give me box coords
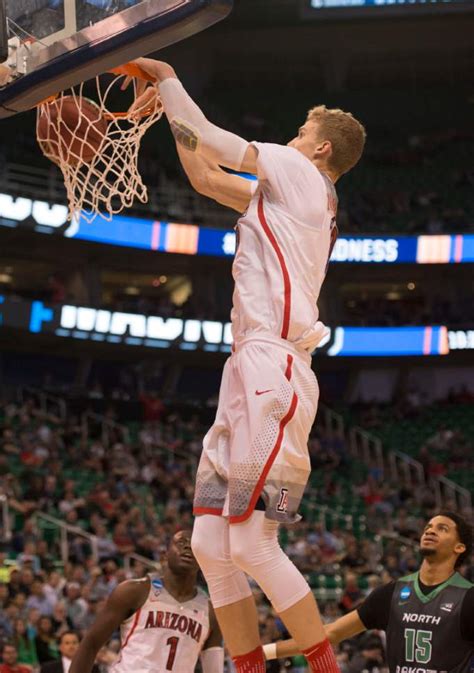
[120,608,141,652]
[230,353,297,524]
[193,507,224,516]
[257,195,291,340]
[229,392,298,524]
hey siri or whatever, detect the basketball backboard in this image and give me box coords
[0,0,232,118]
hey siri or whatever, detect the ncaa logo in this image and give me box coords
[151,578,163,595]
[399,586,411,601]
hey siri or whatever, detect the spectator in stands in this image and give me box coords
[86,562,118,603]
[58,488,86,519]
[392,508,419,539]
[12,523,38,558]
[40,631,97,673]
[383,554,403,580]
[17,571,34,599]
[0,603,16,642]
[140,390,165,422]
[0,644,31,673]
[26,579,56,617]
[34,616,58,664]
[43,573,65,607]
[339,572,364,614]
[50,603,72,639]
[0,555,12,584]
[11,594,27,622]
[92,525,117,563]
[111,524,134,556]
[24,609,40,641]
[63,584,88,632]
[0,584,9,609]
[12,619,38,669]
[341,540,369,574]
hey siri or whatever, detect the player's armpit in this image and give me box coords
[240,145,259,175]
[205,169,254,213]
[69,579,148,673]
[176,144,254,212]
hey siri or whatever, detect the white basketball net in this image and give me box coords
[36,73,163,223]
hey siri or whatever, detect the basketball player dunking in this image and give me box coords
[132,57,366,673]
[69,531,223,673]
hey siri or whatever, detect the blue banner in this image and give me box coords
[326,326,449,357]
[1,190,473,263]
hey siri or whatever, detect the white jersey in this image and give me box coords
[111,576,210,673]
[231,142,338,352]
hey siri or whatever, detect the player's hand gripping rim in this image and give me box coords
[123,58,176,118]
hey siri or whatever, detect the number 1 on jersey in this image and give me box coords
[165,636,179,670]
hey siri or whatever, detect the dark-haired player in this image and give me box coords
[266,511,474,672]
[70,531,223,673]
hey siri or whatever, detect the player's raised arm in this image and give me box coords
[69,579,147,673]
[200,603,225,673]
[132,58,258,174]
[263,610,367,660]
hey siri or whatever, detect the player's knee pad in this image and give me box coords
[229,511,311,613]
[229,510,282,571]
[192,515,252,608]
[191,515,226,567]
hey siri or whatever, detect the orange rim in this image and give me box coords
[107,63,159,119]
[36,63,160,119]
[108,63,156,82]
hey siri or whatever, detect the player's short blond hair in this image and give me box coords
[307,105,366,177]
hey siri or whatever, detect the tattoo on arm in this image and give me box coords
[170,118,200,152]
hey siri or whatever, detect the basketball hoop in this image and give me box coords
[36,63,163,223]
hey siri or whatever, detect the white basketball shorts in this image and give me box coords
[193,337,319,524]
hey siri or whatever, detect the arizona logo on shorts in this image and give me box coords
[276,488,289,513]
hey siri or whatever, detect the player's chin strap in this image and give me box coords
[200,646,225,673]
[158,78,249,170]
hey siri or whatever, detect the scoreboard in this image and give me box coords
[301,0,474,18]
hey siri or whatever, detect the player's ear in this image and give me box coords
[454,542,466,556]
[313,139,332,161]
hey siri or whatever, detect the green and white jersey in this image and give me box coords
[386,572,474,673]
